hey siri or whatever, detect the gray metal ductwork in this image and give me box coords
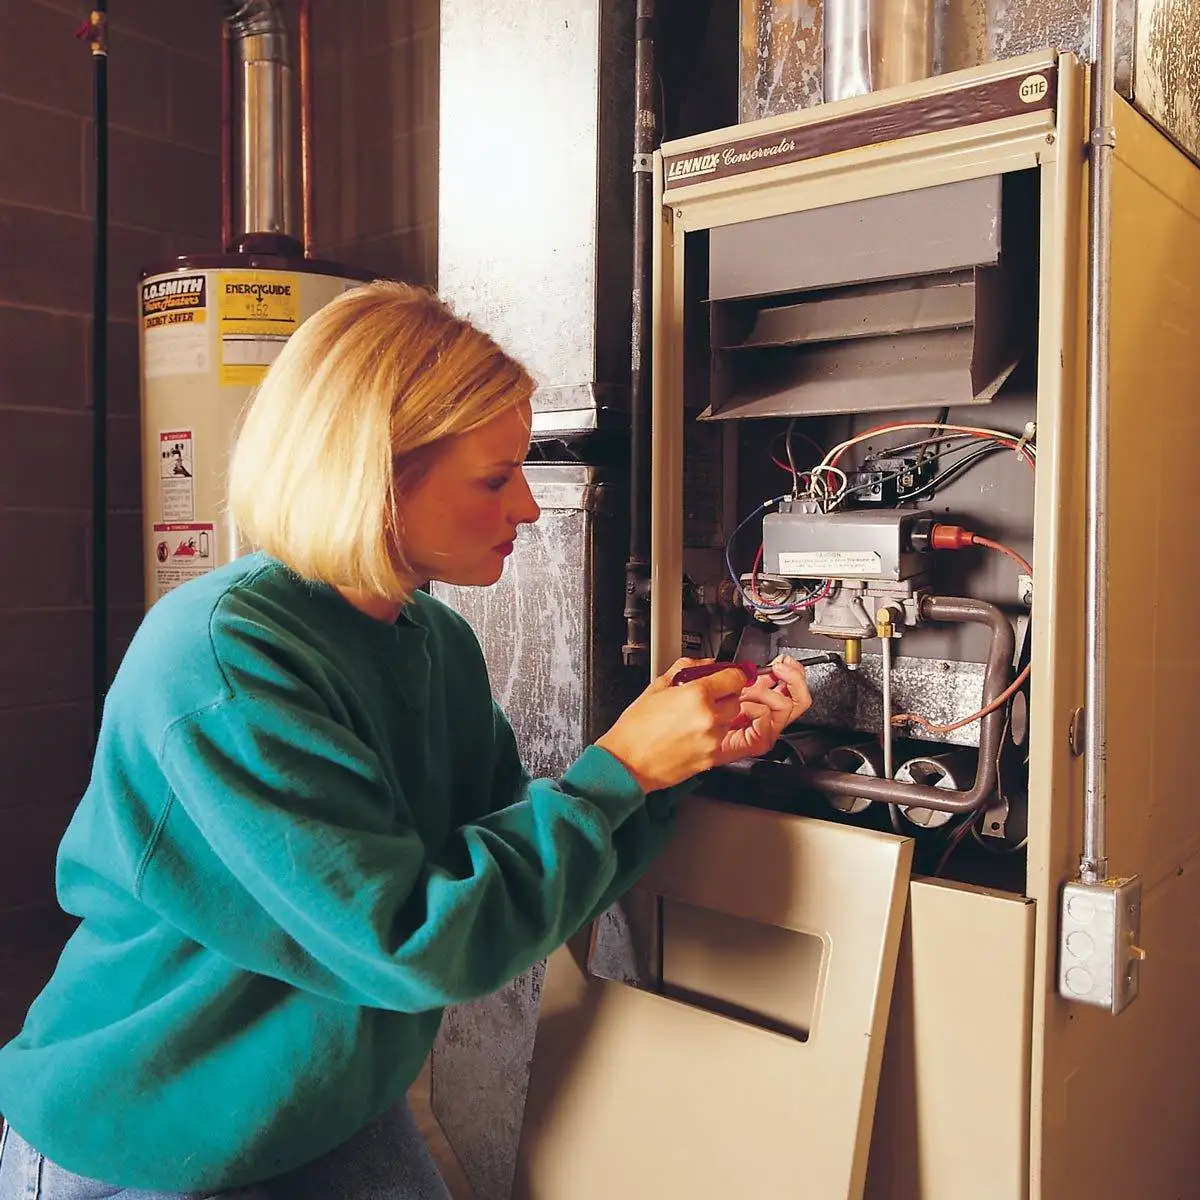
[221,0,295,246]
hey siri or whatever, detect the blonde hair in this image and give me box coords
[228,279,534,602]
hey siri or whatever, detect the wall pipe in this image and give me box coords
[220,21,233,252]
[84,3,109,741]
[622,0,659,668]
[298,0,314,257]
[756,596,1015,814]
[1080,0,1117,885]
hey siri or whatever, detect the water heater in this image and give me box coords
[137,255,364,608]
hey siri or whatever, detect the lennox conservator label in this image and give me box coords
[218,273,300,386]
[141,274,209,378]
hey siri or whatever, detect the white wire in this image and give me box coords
[818,422,1037,471]
[806,464,848,505]
[812,422,1036,505]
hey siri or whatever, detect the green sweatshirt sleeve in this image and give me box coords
[486,701,680,926]
[152,689,665,1014]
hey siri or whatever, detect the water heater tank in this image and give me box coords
[138,255,367,608]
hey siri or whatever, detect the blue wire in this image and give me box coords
[725,495,817,614]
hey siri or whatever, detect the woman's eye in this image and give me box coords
[483,475,510,492]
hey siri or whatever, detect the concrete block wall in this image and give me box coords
[0,0,440,1043]
[0,0,224,1041]
[309,0,439,284]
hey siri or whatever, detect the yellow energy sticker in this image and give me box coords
[141,274,209,378]
[218,272,300,386]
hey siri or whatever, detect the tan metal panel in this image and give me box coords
[1035,95,1200,1200]
[649,157,685,677]
[1022,52,1088,1200]
[514,798,912,1200]
[1039,854,1200,1197]
[865,881,1035,1199]
[671,115,1052,234]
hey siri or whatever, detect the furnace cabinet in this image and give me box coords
[514,52,1200,1200]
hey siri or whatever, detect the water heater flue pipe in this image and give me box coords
[221,0,297,252]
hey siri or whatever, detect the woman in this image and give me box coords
[0,282,811,1199]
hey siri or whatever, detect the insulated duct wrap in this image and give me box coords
[738,0,1200,171]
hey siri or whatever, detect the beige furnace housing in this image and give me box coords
[513,51,1200,1199]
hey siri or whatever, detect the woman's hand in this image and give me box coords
[594,655,814,793]
[595,658,749,793]
[712,654,812,766]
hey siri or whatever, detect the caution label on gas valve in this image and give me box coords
[776,550,883,577]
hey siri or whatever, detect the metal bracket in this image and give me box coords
[979,794,1010,839]
[1017,573,1034,608]
[1058,876,1144,1014]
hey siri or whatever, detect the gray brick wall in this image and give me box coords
[0,0,440,1046]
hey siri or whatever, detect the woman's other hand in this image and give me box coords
[595,655,813,793]
[595,658,748,793]
[712,654,812,766]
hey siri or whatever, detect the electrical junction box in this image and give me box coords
[761,505,933,581]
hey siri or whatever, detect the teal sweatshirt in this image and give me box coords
[0,554,676,1191]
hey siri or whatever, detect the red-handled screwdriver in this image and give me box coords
[670,660,775,687]
[670,654,837,730]
[670,661,780,730]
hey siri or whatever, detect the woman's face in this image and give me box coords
[398,398,541,587]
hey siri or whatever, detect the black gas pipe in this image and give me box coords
[80,4,109,742]
[622,0,658,668]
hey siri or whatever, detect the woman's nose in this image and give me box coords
[512,470,541,525]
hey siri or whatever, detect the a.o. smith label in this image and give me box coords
[142,275,210,379]
[663,61,1058,190]
[141,274,206,318]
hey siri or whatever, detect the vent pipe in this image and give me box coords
[221,0,297,253]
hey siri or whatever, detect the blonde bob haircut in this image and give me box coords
[228,279,534,603]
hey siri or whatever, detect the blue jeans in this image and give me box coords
[0,1104,452,1200]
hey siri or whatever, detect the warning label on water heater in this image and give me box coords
[141,274,209,379]
[152,522,215,598]
[159,430,195,521]
[218,272,300,386]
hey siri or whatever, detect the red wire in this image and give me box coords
[892,532,1032,734]
[893,664,1031,735]
[748,543,768,606]
[970,534,1032,576]
[746,545,831,612]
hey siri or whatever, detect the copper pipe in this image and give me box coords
[298,0,314,256]
[220,21,233,252]
[762,596,1015,815]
